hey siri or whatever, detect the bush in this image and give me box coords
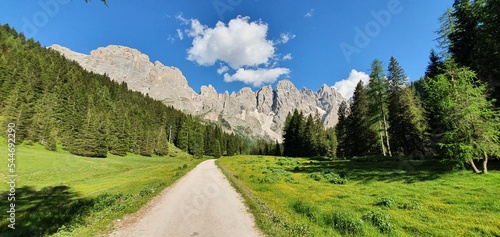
[259,168,296,183]
[307,171,348,184]
[399,200,421,210]
[363,211,393,233]
[376,197,395,208]
[323,211,363,235]
[276,157,300,166]
[291,200,317,220]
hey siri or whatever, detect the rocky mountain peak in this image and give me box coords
[51,44,346,142]
[276,79,297,91]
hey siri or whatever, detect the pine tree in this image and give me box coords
[304,114,317,156]
[191,124,205,158]
[314,113,329,156]
[274,140,282,156]
[387,57,427,156]
[177,120,191,153]
[154,126,169,156]
[106,105,128,156]
[425,49,445,80]
[367,59,391,157]
[70,103,107,158]
[336,101,350,157]
[283,109,305,157]
[348,81,378,156]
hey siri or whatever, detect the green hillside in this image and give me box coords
[0,137,204,236]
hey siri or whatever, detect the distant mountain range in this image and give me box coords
[51,44,346,141]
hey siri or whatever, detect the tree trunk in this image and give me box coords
[482,151,488,174]
[378,120,386,156]
[469,159,481,174]
[382,114,392,157]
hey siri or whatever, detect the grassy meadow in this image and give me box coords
[0,137,204,237]
[217,155,500,237]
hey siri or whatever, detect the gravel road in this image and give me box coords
[108,159,263,237]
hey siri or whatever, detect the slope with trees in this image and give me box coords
[0,24,246,158]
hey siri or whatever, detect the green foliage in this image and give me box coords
[423,64,500,172]
[438,0,500,104]
[362,211,393,234]
[259,167,295,184]
[219,155,500,237]
[344,81,379,156]
[399,200,422,210]
[283,109,335,157]
[276,157,299,166]
[375,197,396,208]
[291,200,318,220]
[307,171,348,184]
[387,57,428,156]
[336,100,350,157]
[324,211,364,235]
[368,58,392,157]
[0,24,245,158]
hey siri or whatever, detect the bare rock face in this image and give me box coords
[51,44,345,142]
[50,44,199,112]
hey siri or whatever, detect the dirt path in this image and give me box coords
[108,159,263,237]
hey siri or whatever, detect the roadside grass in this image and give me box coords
[0,137,204,237]
[217,155,500,237]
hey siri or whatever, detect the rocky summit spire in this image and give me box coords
[51,44,346,142]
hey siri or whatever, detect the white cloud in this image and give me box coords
[167,35,175,44]
[187,16,274,69]
[277,33,295,44]
[224,68,290,87]
[282,53,293,61]
[333,69,370,99]
[176,29,184,40]
[175,13,190,25]
[217,65,229,74]
[188,19,206,37]
[183,16,292,87]
[305,9,315,18]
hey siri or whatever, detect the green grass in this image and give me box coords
[217,155,500,237]
[0,137,204,237]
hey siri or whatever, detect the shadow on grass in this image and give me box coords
[289,156,452,184]
[0,186,94,237]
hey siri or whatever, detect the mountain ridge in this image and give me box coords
[51,44,346,142]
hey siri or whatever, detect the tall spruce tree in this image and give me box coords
[336,101,351,157]
[71,99,107,158]
[283,109,305,157]
[367,59,391,157]
[387,57,427,156]
[348,81,378,156]
[438,0,500,104]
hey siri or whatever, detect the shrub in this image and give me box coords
[259,168,295,183]
[276,157,300,166]
[323,211,363,235]
[376,197,395,208]
[307,171,348,184]
[399,200,421,210]
[363,211,393,233]
[291,200,317,220]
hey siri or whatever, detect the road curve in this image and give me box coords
[108,159,263,237]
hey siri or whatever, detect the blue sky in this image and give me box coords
[0,0,452,98]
